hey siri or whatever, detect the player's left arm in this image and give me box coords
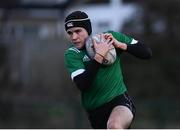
[104,33,152,59]
[125,41,152,59]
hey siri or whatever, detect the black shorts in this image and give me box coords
[87,92,136,129]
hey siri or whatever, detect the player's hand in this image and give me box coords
[104,33,127,51]
[93,34,113,57]
[93,34,113,64]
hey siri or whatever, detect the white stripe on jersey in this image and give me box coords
[68,47,80,53]
[131,39,138,44]
[71,69,85,80]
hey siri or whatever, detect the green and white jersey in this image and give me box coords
[64,31,138,111]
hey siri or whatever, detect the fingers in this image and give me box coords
[105,38,114,50]
[100,34,104,42]
[104,33,113,40]
[93,33,114,49]
[92,34,115,58]
[107,40,114,50]
[92,38,97,47]
[105,38,113,44]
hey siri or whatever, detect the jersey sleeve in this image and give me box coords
[106,31,152,59]
[107,30,138,45]
[64,48,85,80]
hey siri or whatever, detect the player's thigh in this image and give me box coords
[107,105,133,129]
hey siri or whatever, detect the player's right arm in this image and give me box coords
[65,38,112,92]
[64,48,101,92]
[65,37,112,91]
[73,59,101,92]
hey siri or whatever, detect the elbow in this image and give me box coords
[139,43,153,59]
[126,42,152,59]
[74,77,91,92]
[144,47,152,59]
[75,82,90,92]
[137,44,152,59]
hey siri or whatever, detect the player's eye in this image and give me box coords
[67,31,72,35]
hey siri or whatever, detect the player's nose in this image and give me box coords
[72,33,78,40]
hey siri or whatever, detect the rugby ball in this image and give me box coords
[85,34,116,65]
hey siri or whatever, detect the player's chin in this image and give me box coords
[75,44,84,49]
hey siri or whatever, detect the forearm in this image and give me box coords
[126,42,152,59]
[74,38,113,92]
[116,42,152,59]
[73,59,101,92]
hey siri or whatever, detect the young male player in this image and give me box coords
[64,11,152,129]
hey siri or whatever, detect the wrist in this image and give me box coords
[117,42,127,50]
[94,53,104,64]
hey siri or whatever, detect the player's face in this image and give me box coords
[67,27,89,49]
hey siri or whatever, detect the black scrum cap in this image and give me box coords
[65,11,92,35]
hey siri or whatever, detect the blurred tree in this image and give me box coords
[121,0,180,128]
[134,0,180,38]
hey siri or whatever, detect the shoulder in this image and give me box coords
[64,47,81,59]
[105,30,126,37]
[65,47,81,55]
